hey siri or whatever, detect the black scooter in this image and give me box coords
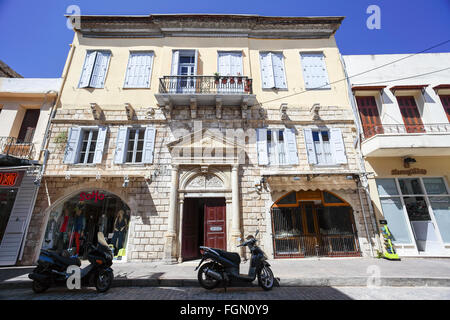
[195,230,275,291]
[29,232,114,293]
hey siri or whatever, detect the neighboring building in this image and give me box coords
[0,77,62,265]
[20,14,379,265]
[0,60,23,78]
[343,52,450,257]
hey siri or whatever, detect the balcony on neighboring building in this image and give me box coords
[155,75,257,119]
[361,123,450,157]
[0,136,36,166]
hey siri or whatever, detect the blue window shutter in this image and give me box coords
[300,53,330,89]
[259,52,275,89]
[284,128,299,165]
[93,126,108,164]
[272,53,287,89]
[124,52,153,88]
[303,128,318,164]
[256,128,269,165]
[114,127,129,164]
[142,126,156,164]
[330,128,347,164]
[78,51,97,88]
[63,127,82,164]
[90,51,111,88]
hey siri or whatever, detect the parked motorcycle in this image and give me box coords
[29,232,114,293]
[195,230,275,290]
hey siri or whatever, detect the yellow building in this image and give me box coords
[20,14,379,265]
[344,53,450,257]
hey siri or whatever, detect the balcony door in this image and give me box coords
[356,96,383,138]
[396,96,426,133]
[171,50,198,93]
[18,109,40,143]
[218,52,243,93]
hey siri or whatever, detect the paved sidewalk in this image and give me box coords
[1,257,450,289]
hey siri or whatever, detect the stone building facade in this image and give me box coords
[21,14,380,265]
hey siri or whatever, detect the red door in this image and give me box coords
[204,198,226,250]
[438,95,450,123]
[182,198,200,260]
[396,96,426,133]
[356,96,383,138]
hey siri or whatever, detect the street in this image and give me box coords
[1,286,449,300]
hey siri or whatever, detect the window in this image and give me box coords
[170,50,198,93]
[438,95,450,123]
[124,52,154,88]
[256,128,298,165]
[259,52,287,89]
[303,128,347,165]
[17,109,40,143]
[300,52,330,89]
[63,126,107,164]
[79,129,98,164]
[114,126,156,164]
[78,50,111,89]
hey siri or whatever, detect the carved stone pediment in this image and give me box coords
[186,174,224,190]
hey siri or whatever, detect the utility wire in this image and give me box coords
[254,39,450,107]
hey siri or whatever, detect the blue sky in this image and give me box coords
[0,0,449,78]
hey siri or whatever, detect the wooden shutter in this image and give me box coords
[439,95,450,123]
[330,128,347,164]
[124,52,153,88]
[303,128,317,164]
[256,128,269,165]
[272,53,287,89]
[300,53,330,89]
[356,96,383,138]
[396,96,425,133]
[284,128,299,165]
[114,127,129,164]
[93,126,108,164]
[63,127,82,164]
[78,51,97,88]
[260,52,275,89]
[142,126,156,164]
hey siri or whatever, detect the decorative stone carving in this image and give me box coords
[186,174,224,190]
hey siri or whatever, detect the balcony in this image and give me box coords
[361,123,450,157]
[0,137,35,162]
[155,76,257,118]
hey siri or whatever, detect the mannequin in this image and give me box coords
[110,209,128,254]
[56,206,73,251]
[73,204,86,256]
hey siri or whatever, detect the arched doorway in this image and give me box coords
[271,190,361,258]
[40,189,130,259]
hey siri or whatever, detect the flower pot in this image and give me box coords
[222,78,228,84]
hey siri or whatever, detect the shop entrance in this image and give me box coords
[41,190,130,259]
[271,190,361,258]
[182,197,226,261]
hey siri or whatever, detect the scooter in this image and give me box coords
[195,230,275,291]
[29,232,114,293]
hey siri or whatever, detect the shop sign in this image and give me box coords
[0,172,20,187]
[391,168,427,176]
[79,190,105,202]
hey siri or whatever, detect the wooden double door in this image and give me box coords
[182,198,226,260]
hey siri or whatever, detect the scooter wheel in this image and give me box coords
[198,262,221,290]
[32,280,49,293]
[257,266,274,291]
[95,269,113,293]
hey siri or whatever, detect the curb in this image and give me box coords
[2,277,450,289]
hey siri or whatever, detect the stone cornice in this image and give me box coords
[68,14,344,39]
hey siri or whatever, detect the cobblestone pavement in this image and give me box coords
[1,286,450,300]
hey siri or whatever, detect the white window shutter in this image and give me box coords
[284,128,299,165]
[256,128,269,165]
[171,50,180,75]
[92,126,108,164]
[124,52,153,88]
[330,128,347,164]
[218,52,231,76]
[272,53,287,89]
[90,51,111,88]
[142,126,156,164]
[259,53,275,89]
[301,53,330,89]
[63,127,82,164]
[230,52,243,75]
[303,128,318,164]
[193,49,199,76]
[78,51,97,88]
[114,127,129,164]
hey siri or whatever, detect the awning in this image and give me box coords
[390,85,428,95]
[433,84,450,95]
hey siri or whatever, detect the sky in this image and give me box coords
[0,0,449,78]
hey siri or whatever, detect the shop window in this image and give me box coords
[423,178,448,195]
[376,178,399,196]
[323,191,344,204]
[429,197,450,243]
[379,197,412,244]
[41,190,130,259]
[0,189,18,244]
[398,178,424,195]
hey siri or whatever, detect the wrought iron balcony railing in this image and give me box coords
[362,123,450,140]
[158,75,253,95]
[0,137,35,160]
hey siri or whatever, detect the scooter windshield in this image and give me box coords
[97,232,109,247]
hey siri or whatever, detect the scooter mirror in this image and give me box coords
[255,229,259,237]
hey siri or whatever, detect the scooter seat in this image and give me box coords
[213,249,241,265]
[48,252,81,267]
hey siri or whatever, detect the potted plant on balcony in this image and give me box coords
[229,77,235,85]
[244,78,252,92]
[237,72,243,85]
[214,72,220,84]
[222,76,228,85]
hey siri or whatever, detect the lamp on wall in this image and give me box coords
[122,175,129,188]
[403,157,416,168]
